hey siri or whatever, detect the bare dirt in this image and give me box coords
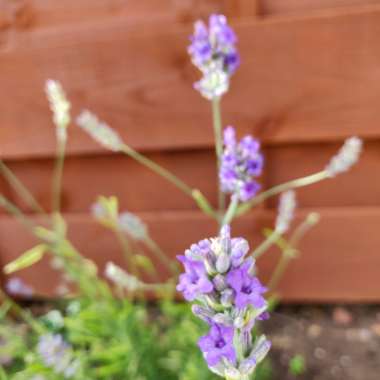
[265,305,380,380]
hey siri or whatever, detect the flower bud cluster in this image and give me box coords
[219,126,264,202]
[325,137,363,177]
[188,14,240,99]
[176,226,270,378]
[45,80,71,142]
[275,190,296,234]
[76,110,123,152]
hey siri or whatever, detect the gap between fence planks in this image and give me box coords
[1,6,380,159]
[0,140,378,215]
[0,207,379,302]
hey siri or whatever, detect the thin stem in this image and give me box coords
[0,161,45,214]
[114,229,139,278]
[121,145,193,196]
[212,97,225,213]
[52,139,66,213]
[0,289,45,334]
[252,231,281,260]
[236,171,328,217]
[121,145,218,220]
[222,196,239,226]
[0,195,36,232]
[268,213,319,292]
[144,236,179,275]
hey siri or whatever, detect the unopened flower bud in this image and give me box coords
[325,137,362,177]
[213,274,227,291]
[192,305,215,322]
[216,250,230,273]
[45,80,70,142]
[220,288,234,307]
[213,313,233,326]
[275,190,296,234]
[76,110,123,152]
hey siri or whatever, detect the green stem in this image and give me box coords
[144,236,179,275]
[52,139,66,213]
[236,171,328,217]
[121,145,218,220]
[212,97,225,213]
[0,195,36,232]
[114,229,139,278]
[121,145,192,196]
[252,231,281,260]
[268,213,319,292]
[0,161,45,214]
[0,289,44,334]
[222,196,239,226]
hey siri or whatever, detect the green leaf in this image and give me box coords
[4,244,47,274]
[134,254,155,274]
[289,354,306,376]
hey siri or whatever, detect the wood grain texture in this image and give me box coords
[2,7,380,159]
[0,208,379,301]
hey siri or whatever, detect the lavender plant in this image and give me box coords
[0,12,363,380]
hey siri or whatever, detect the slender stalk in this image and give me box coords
[52,139,66,213]
[0,195,36,232]
[144,236,179,275]
[222,196,239,226]
[0,161,45,214]
[212,97,225,213]
[121,145,193,196]
[268,213,319,292]
[114,229,139,278]
[236,171,328,217]
[0,289,45,334]
[252,231,281,260]
[121,145,218,219]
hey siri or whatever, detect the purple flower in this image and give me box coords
[226,259,267,310]
[188,14,240,99]
[37,334,79,378]
[176,255,213,301]
[198,323,236,367]
[220,126,263,202]
[5,277,33,297]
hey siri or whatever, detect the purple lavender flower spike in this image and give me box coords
[188,14,240,99]
[198,323,236,367]
[177,227,270,377]
[176,255,213,301]
[227,260,267,310]
[220,126,263,202]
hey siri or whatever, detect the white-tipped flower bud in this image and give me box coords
[118,212,147,241]
[325,137,363,177]
[216,250,231,274]
[213,274,227,292]
[76,110,123,152]
[45,80,70,141]
[275,190,296,234]
[104,262,140,291]
[192,305,215,322]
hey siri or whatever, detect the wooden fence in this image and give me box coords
[0,0,379,301]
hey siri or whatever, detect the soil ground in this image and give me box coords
[265,305,380,380]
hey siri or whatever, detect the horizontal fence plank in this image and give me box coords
[0,208,379,302]
[1,140,378,214]
[0,0,221,30]
[1,8,380,159]
[260,0,380,16]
